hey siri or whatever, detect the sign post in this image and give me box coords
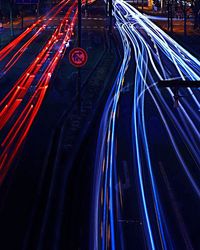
[69,48,88,112]
[69,48,88,68]
[77,0,82,112]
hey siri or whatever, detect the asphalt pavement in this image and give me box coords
[88,2,200,249]
[0,1,199,250]
[0,0,121,249]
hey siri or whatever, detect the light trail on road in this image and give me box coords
[0,0,92,184]
[0,0,68,62]
[0,0,96,184]
[0,0,71,76]
[91,1,200,249]
[0,3,75,130]
[91,25,131,250]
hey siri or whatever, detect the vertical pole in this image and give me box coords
[9,1,14,37]
[170,0,173,32]
[77,0,82,112]
[167,0,170,30]
[142,0,144,13]
[85,0,88,17]
[21,15,24,30]
[0,0,2,46]
[78,0,81,47]
[36,1,40,19]
[183,0,187,37]
[0,30,2,48]
[161,0,164,12]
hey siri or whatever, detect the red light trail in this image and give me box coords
[0,0,93,184]
[0,0,71,75]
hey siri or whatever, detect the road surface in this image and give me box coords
[90,1,200,249]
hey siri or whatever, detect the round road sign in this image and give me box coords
[69,47,88,67]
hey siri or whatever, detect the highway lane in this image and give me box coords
[0,0,73,108]
[0,0,199,249]
[0,2,78,185]
[0,0,67,63]
[0,1,103,249]
[0,0,72,88]
[91,1,200,249]
[0,0,101,186]
[0,0,98,187]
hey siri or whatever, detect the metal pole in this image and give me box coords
[21,8,24,30]
[78,0,81,47]
[170,0,173,32]
[183,0,187,37]
[142,0,144,13]
[21,15,24,30]
[85,0,88,16]
[9,3,14,36]
[167,0,170,30]
[0,30,2,48]
[77,0,82,112]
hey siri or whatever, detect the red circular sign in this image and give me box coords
[69,48,88,67]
